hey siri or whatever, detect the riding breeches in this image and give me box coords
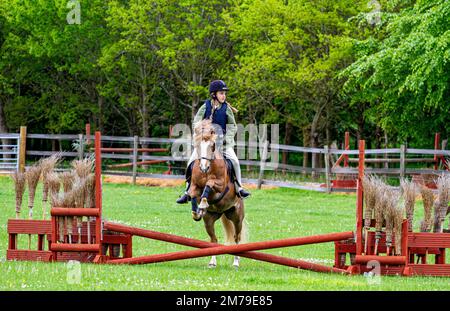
[187,147,243,187]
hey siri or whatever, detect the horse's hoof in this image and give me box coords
[208,263,217,269]
[191,211,201,221]
[233,259,240,269]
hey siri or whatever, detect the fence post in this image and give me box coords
[132,135,138,185]
[311,150,317,180]
[324,146,331,193]
[257,140,269,190]
[400,144,406,179]
[78,134,84,160]
[19,126,27,173]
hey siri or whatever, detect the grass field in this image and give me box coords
[1,174,449,291]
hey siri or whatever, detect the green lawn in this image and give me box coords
[0,175,449,290]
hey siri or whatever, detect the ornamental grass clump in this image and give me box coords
[432,175,450,233]
[420,186,434,232]
[11,171,26,219]
[25,164,42,219]
[400,179,416,232]
[40,153,62,219]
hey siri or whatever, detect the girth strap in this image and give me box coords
[208,185,230,205]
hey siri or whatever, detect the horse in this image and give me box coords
[188,119,247,268]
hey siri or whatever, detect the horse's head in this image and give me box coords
[194,119,217,174]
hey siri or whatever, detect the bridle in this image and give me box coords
[200,155,215,161]
[198,124,216,162]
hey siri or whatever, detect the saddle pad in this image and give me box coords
[225,158,236,183]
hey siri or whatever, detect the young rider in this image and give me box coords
[176,80,251,204]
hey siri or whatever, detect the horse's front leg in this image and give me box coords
[189,185,202,221]
[198,180,217,215]
[198,186,211,211]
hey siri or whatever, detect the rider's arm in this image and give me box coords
[225,106,237,148]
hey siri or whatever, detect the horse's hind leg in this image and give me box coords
[232,221,242,268]
[225,204,245,268]
[203,212,221,268]
[231,217,242,268]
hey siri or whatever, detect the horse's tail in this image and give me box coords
[220,215,235,245]
[220,200,248,245]
[240,217,249,244]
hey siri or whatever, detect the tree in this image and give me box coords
[224,0,365,168]
[99,0,166,137]
[1,0,110,134]
[156,0,234,120]
[341,0,450,147]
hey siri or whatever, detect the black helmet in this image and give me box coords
[209,80,229,93]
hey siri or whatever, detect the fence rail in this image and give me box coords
[2,129,449,192]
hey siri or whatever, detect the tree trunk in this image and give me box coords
[325,102,332,147]
[310,103,326,179]
[356,104,365,148]
[191,95,199,122]
[97,95,104,133]
[375,125,382,168]
[190,72,203,122]
[0,100,7,133]
[0,100,10,159]
[140,84,149,170]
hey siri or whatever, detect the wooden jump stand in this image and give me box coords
[7,132,132,263]
[334,140,450,276]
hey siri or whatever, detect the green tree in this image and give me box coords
[341,0,450,147]
[99,0,166,137]
[2,0,109,134]
[225,0,365,167]
[156,0,233,120]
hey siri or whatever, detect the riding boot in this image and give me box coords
[176,182,191,204]
[176,162,194,204]
[234,181,251,199]
[238,187,251,198]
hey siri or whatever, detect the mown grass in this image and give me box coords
[0,175,449,291]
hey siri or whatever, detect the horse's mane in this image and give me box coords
[193,119,216,147]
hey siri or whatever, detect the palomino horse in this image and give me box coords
[189,119,247,268]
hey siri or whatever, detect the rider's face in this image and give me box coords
[215,91,227,103]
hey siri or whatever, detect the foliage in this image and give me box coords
[0,0,448,148]
[341,0,450,146]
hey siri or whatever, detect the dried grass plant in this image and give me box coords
[11,171,26,219]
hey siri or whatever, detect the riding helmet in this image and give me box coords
[209,80,229,93]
